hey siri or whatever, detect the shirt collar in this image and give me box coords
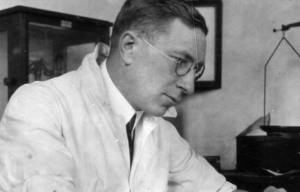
[100,59,143,125]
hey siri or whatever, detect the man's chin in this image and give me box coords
[144,106,169,117]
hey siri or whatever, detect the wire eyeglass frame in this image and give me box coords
[139,36,205,81]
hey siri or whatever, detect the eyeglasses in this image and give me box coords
[139,37,205,81]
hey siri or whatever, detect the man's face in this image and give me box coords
[125,18,206,116]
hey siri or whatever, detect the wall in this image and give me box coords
[1,0,300,170]
[176,0,300,169]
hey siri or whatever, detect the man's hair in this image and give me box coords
[110,0,208,52]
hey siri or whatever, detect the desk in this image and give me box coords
[223,172,300,192]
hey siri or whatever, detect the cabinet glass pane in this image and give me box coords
[0,31,7,118]
[28,22,99,82]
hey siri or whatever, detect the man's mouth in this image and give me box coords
[165,94,181,104]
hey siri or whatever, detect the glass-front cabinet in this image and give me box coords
[0,6,112,104]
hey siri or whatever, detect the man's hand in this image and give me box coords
[233,186,287,192]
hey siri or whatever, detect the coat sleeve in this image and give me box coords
[167,122,236,192]
[0,83,76,192]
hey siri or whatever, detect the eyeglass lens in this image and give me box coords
[176,60,205,81]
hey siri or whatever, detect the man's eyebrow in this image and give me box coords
[172,50,204,66]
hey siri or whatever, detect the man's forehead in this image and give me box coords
[157,19,205,45]
[155,22,206,62]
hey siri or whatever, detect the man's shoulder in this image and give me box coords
[155,116,182,136]
[11,71,80,103]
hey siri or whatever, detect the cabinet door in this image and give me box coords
[0,16,11,118]
[28,21,102,82]
[0,30,8,118]
[26,13,109,83]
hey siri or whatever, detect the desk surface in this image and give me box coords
[223,172,300,192]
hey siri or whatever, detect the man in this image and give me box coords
[0,0,286,192]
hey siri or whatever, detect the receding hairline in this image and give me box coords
[109,16,207,54]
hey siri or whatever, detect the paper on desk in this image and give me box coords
[237,113,270,137]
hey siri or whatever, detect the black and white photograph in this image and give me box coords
[0,0,299,191]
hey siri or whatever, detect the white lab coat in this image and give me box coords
[0,44,234,192]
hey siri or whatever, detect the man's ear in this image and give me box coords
[119,31,137,65]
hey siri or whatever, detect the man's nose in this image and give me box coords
[177,70,195,95]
